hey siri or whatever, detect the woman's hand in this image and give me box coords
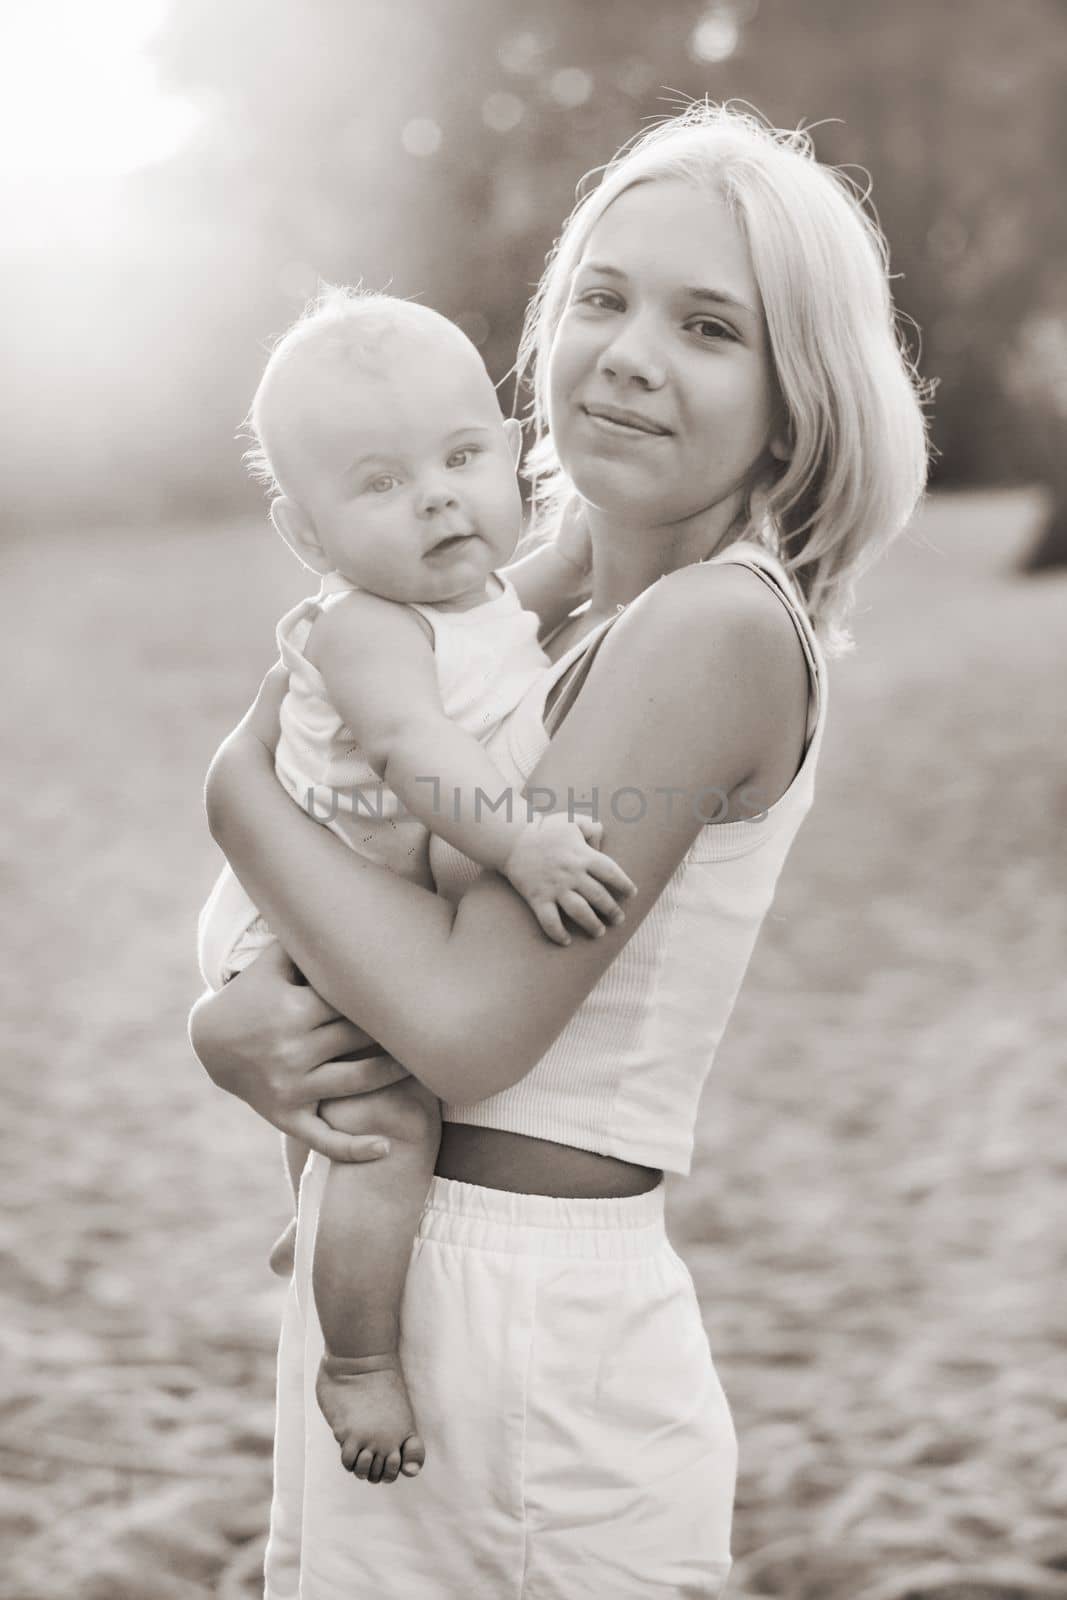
[187,943,409,1162]
[553,496,594,579]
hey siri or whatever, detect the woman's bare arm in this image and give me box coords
[205,563,803,1104]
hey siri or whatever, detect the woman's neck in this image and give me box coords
[583,493,750,615]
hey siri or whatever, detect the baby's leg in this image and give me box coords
[268,1134,311,1278]
[312,1075,441,1484]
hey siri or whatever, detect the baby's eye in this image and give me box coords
[687,317,736,343]
[366,473,400,494]
[446,445,482,468]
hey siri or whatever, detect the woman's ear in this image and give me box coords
[768,409,793,463]
[502,417,523,468]
[270,496,329,572]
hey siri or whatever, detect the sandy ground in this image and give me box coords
[2,490,1064,1599]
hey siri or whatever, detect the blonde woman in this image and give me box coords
[190,103,928,1600]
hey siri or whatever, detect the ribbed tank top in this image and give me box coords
[428,541,829,1175]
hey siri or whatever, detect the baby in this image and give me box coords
[197,288,635,1485]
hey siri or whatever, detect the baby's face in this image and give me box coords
[285,328,523,607]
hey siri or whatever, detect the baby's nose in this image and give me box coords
[417,479,460,515]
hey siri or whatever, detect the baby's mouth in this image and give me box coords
[427,530,477,556]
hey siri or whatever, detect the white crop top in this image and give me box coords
[429,541,829,1175]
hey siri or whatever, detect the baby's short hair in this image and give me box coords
[244,284,430,493]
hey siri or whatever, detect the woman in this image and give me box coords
[189,103,928,1598]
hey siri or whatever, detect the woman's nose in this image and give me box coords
[597,317,667,390]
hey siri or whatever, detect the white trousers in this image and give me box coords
[265,1155,737,1600]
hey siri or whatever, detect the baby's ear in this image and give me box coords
[270,497,328,572]
[502,417,523,467]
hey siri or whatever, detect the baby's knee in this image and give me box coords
[322,1074,441,1148]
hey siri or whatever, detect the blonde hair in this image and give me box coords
[516,102,932,657]
[243,284,433,495]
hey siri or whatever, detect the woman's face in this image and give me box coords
[547,177,786,528]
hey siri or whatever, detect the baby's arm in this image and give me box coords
[310,592,635,945]
[502,501,592,638]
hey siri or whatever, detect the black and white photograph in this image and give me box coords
[2,2,1065,1597]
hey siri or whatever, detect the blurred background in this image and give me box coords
[2,2,1065,1598]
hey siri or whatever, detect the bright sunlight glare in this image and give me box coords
[0,0,199,179]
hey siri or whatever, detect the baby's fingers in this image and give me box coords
[572,813,604,847]
[557,890,608,941]
[586,848,638,901]
[574,874,628,927]
[533,903,573,947]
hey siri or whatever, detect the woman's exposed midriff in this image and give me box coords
[434,1121,662,1198]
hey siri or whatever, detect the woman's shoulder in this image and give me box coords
[582,549,812,799]
[628,546,808,681]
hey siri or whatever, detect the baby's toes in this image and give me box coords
[399,1433,426,1477]
[353,1446,375,1480]
[340,1437,362,1473]
[381,1448,403,1484]
[367,1452,386,1484]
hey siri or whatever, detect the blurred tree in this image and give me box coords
[151,0,714,394]
[3,0,1065,553]
[729,0,1067,566]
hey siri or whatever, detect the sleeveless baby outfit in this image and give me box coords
[196,569,550,990]
[264,540,829,1600]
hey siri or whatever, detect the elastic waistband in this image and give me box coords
[417,1175,668,1260]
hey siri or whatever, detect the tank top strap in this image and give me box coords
[706,543,823,748]
[542,612,621,739]
[274,572,354,661]
[543,543,824,748]
[297,570,359,620]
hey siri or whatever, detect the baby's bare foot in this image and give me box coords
[268,1218,297,1277]
[316,1352,426,1484]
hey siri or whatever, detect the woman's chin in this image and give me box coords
[563,463,655,521]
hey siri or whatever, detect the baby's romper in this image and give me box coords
[267,538,830,1600]
[196,568,550,989]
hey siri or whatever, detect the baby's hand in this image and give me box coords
[503,814,637,946]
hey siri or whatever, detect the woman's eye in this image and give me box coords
[367,474,399,494]
[578,289,622,312]
[446,446,481,468]
[688,318,735,343]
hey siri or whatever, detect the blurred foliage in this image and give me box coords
[3,0,1066,535]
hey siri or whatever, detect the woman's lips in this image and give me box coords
[580,404,672,437]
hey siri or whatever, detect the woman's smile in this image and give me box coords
[580,400,674,437]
